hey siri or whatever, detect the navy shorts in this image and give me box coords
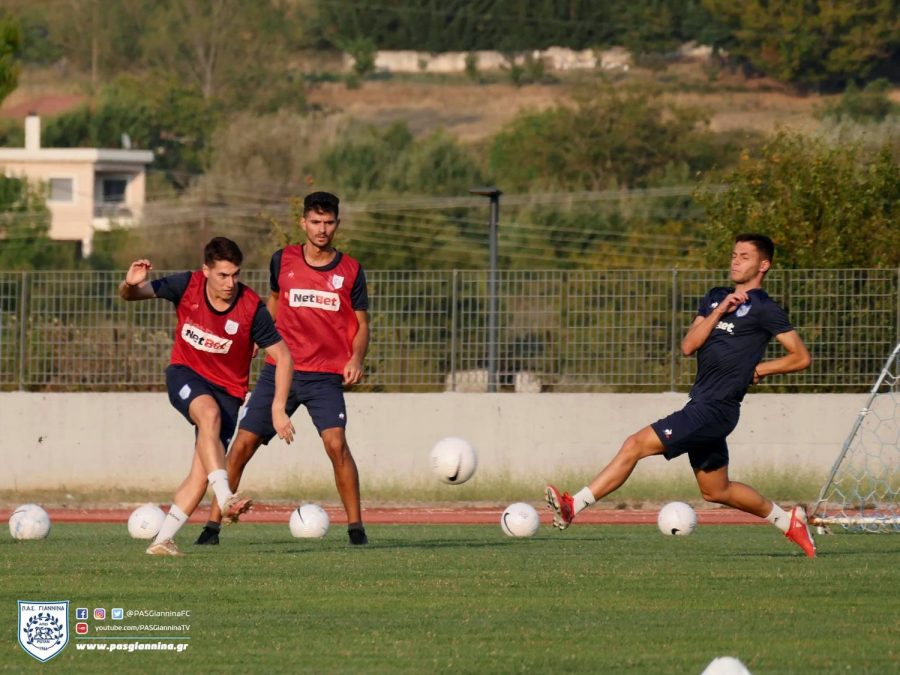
[239,363,347,443]
[650,399,740,471]
[165,365,242,450]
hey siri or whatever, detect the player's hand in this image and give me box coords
[718,290,749,315]
[125,259,152,286]
[272,408,295,444]
[752,367,764,385]
[343,358,364,386]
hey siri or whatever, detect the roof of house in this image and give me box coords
[0,94,88,119]
[0,147,154,164]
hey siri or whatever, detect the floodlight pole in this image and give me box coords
[469,187,502,393]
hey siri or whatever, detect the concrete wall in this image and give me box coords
[346,47,633,74]
[0,393,863,491]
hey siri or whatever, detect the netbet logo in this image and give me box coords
[181,323,233,353]
[715,320,735,335]
[289,288,341,312]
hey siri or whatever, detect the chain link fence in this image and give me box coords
[0,269,897,392]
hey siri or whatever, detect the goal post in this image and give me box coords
[810,341,900,532]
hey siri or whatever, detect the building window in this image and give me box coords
[102,178,127,203]
[48,178,74,202]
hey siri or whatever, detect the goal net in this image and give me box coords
[810,342,900,532]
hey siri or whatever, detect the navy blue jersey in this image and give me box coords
[152,271,281,349]
[689,287,794,403]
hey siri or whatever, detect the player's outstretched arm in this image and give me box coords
[264,340,295,444]
[118,259,156,301]
[754,330,811,381]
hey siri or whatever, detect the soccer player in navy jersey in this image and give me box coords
[120,237,295,556]
[195,192,371,546]
[546,233,818,556]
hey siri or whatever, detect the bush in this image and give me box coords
[698,132,900,268]
[488,87,712,191]
[822,79,897,123]
[464,52,479,81]
[343,37,377,79]
[311,122,484,196]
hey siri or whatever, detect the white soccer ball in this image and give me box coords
[701,656,752,675]
[9,503,51,540]
[127,503,166,540]
[657,501,697,536]
[430,437,478,485]
[289,503,330,539]
[501,502,541,537]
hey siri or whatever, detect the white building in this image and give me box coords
[0,114,154,256]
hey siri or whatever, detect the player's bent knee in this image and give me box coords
[324,441,351,462]
[192,405,221,430]
[700,487,728,504]
[620,432,655,461]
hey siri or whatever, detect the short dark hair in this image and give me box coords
[303,191,340,218]
[204,237,243,267]
[735,233,774,262]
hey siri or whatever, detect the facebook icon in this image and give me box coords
[75,608,88,620]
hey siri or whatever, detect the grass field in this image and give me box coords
[0,465,826,508]
[3,523,898,674]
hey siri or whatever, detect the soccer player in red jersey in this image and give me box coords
[196,192,371,546]
[120,237,295,556]
[546,234,818,557]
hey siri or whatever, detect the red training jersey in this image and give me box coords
[169,271,261,399]
[265,244,365,374]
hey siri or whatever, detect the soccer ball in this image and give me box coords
[289,504,330,539]
[127,503,166,540]
[9,504,51,540]
[701,656,752,675]
[501,502,540,537]
[430,437,478,485]
[657,501,697,536]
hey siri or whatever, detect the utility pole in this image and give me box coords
[469,187,502,392]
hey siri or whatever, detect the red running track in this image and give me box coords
[1,504,765,526]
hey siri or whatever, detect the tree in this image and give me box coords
[697,132,900,268]
[310,0,722,53]
[10,0,148,94]
[0,176,73,270]
[488,87,710,191]
[140,0,303,112]
[703,0,900,89]
[42,75,216,190]
[0,11,20,106]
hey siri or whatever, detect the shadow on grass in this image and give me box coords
[239,533,627,554]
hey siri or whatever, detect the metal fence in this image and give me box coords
[0,269,897,392]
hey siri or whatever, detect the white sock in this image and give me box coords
[766,504,790,533]
[573,487,596,516]
[154,505,188,544]
[208,469,233,510]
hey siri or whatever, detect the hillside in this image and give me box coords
[305,66,831,143]
[2,60,845,145]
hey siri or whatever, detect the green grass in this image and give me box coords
[3,524,898,674]
[0,466,825,507]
